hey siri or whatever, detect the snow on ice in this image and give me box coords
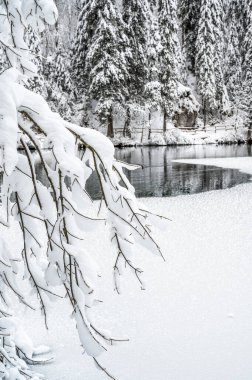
[6,157,252,380]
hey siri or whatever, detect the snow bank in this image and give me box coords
[112,126,248,147]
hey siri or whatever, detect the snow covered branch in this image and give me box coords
[0,2,163,379]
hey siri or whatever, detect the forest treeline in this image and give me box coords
[2,0,251,136]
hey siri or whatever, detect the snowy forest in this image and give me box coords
[1,1,252,380]
[1,0,251,144]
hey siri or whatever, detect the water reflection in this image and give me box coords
[86,145,252,198]
[1,145,251,200]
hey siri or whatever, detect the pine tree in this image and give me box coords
[145,5,162,139]
[195,0,229,124]
[26,26,45,94]
[242,0,252,114]
[145,6,162,111]
[73,0,129,137]
[54,47,73,94]
[36,0,251,130]
[225,1,242,105]
[71,0,92,93]
[122,0,149,104]
[158,0,181,131]
[180,0,201,72]
[195,0,216,124]
[212,0,230,116]
[242,0,251,44]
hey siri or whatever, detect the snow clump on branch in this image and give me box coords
[0,1,164,379]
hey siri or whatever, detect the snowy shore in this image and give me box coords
[15,157,252,380]
[112,126,248,147]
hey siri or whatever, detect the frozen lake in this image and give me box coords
[20,179,252,380]
[86,144,252,198]
[3,145,251,200]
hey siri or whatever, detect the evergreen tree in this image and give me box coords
[225,1,242,105]
[212,0,230,116]
[145,6,162,139]
[71,0,92,93]
[158,0,181,131]
[145,6,162,111]
[195,0,216,124]
[38,0,252,131]
[180,0,201,72]
[225,0,244,39]
[122,0,149,104]
[73,0,129,137]
[53,47,73,94]
[195,0,229,124]
[242,1,252,113]
[242,0,251,42]
[26,26,45,94]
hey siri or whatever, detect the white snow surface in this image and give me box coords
[173,156,252,175]
[14,157,252,380]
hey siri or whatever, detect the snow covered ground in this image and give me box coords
[13,157,252,380]
[113,126,248,146]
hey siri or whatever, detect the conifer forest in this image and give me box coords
[1,0,250,145]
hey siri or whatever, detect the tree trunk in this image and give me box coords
[163,108,167,133]
[234,108,238,132]
[203,100,207,130]
[247,107,252,143]
[47,87,52,102]
[107,110,114,138]
[123,106,131,138]
[148,110,152,140]
[248,122,252,143]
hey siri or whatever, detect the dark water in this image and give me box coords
[86,144,252,198]
[7,145,251,200]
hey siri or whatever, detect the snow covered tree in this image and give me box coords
[144,4,162,136]
[0,1,163,379]
[195,0,216,123]
[122,0,149,104]
[71,0,96,127]
[118,0,149,138]
[53,47,73,94]
[72,0,129,137]
[195,0,229,124]
[25,27,45,94]
[180,0,201,72]
[242,0,252,113]
[71,0,92,93]
[39,50,73,120]
[158,0,181,131]
[195,0,215,124]
[86,0,129,137]
[212,0,230,116]
[225,1,242,105]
